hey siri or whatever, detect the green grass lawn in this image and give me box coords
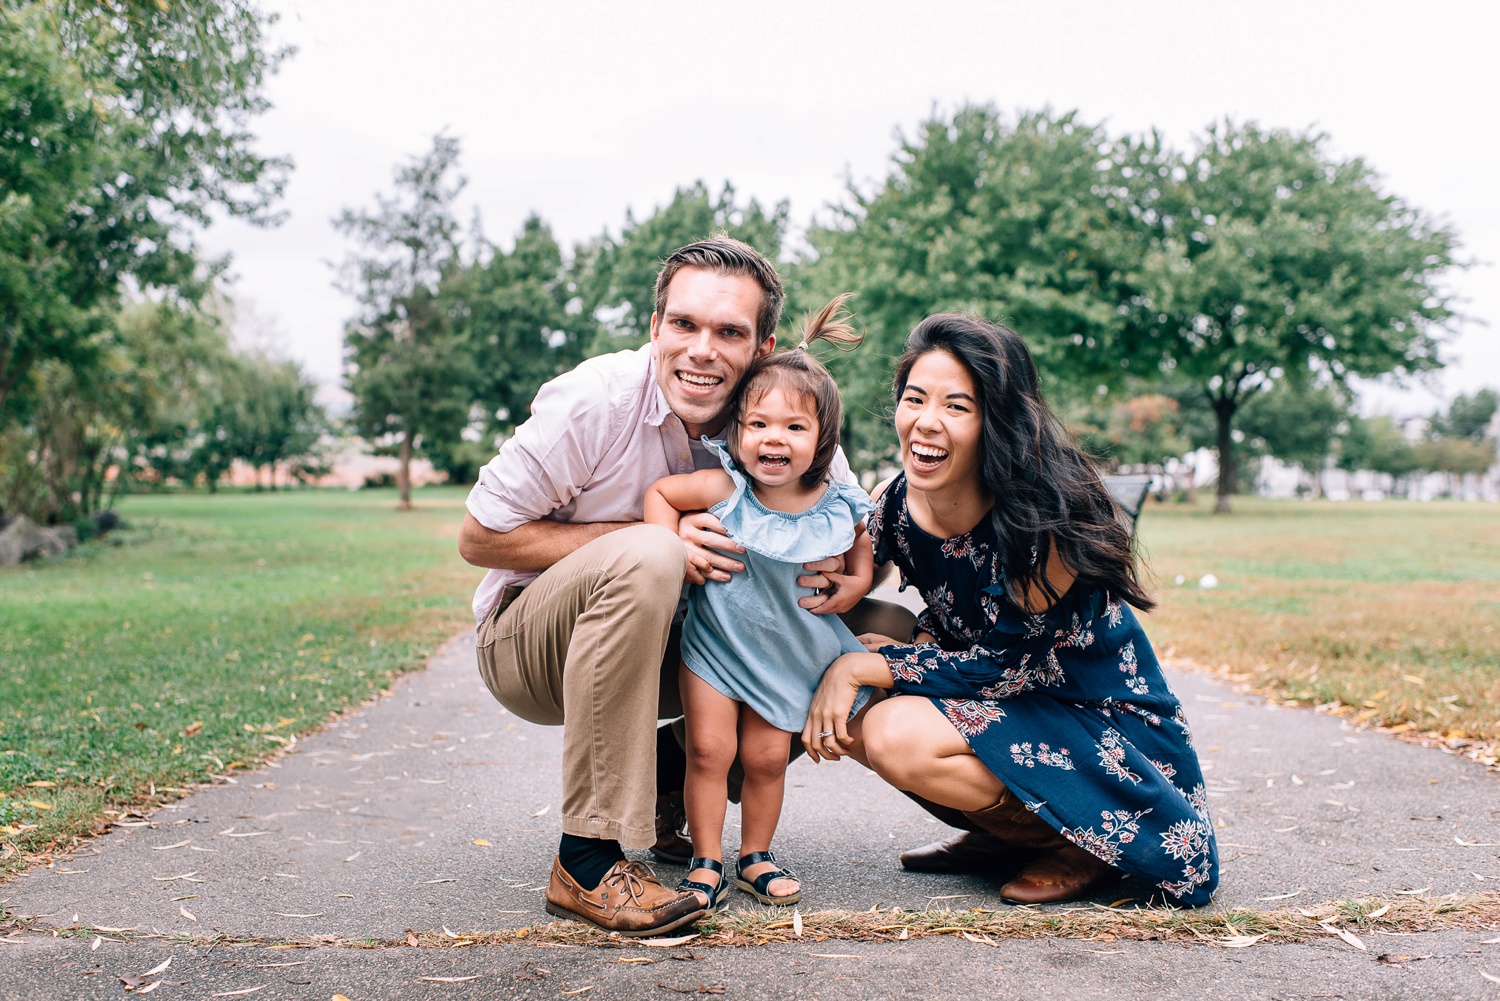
[1136,497,1500,742]
[0,487,483,874]
[2,489,1497,877]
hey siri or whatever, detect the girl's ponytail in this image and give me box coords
[795,293,863,353]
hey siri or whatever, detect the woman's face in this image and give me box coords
[895,349,985,493]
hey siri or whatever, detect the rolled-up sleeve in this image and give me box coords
[465,370,614,533]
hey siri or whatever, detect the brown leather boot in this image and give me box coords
[544,857,705,937]
[650,792,691,866]
[960,790,1072,851]
[899,790,1046,875]
[1000,842,1122,904]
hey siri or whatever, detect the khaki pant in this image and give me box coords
[476,523,916,849]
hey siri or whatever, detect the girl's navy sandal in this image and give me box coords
[734,850,802,906]
[677,857,730,911]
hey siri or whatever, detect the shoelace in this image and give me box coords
[600,861,658,905]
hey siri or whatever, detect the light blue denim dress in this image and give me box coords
[681,440,875,733]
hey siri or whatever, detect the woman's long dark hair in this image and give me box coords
[893,313,1155,612]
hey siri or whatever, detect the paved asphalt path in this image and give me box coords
[4,586,1498,999]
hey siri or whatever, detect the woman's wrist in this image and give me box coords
[842,651,895,689]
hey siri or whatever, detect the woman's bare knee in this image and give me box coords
[864,697,945,787]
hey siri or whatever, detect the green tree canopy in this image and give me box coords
[1130,122,1461,511]
[573,180,788,348]
[0,0,287,427]
[795,105,1156,467]
[336,134,471,509]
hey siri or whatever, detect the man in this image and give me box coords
[458,236,901,937]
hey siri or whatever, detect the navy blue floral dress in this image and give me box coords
[870,475,1218,906]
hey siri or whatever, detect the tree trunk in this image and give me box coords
[1212,398,1237,514]
[398,432,413,510]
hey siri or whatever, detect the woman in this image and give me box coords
[802,314,1218,906]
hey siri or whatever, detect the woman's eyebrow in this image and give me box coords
[907,383,975,403]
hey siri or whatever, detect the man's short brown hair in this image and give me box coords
[653,235,784,344]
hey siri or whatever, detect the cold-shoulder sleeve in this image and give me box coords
[880,583,1108,701]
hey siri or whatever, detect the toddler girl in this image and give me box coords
[644,295,874,909]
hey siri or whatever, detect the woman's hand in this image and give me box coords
[802,652,893,762]
[858,631,934,652]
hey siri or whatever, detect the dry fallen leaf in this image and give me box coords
[641,934,699,948]
[140,958,172,977]
[1375,953,1432,966]
[1320,923,1366,951]
[1219,934,1267,948]
[90,937,101,952]
[209,988,266,998]
[332,995,352,1001]
[151,839,192,851]
[560,988,594,996]
[472,839,492,847]
[419,976,479,983]
[273,912,325,918]
[1480,970,1500,985]
[1396,887,1431,895]
[1257,889,1303,901]
[138,982,162,995]
[1367,904,1391,918]
[617,958,658,965]
[179,905,197,922]
[809,954,860,959]
[792,910,803,937]
[530,806,550,818]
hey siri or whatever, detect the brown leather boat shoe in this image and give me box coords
[899,829,1038,874]
[1000,842,1122,904]
[544,857,705,937]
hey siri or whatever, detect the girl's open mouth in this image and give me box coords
[758,454,791,469]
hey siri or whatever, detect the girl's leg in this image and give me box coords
[861,696,1006,811]
[735,707,799,898]
[679,664,739,906]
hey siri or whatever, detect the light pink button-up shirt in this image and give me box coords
[465,343,852,626]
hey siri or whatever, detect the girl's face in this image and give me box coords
[737,384,820,490]
[895,349,985,493]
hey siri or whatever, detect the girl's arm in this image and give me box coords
[644,471,738,583]
[643,469,736,528]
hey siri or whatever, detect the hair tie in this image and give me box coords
[794,340,810,352]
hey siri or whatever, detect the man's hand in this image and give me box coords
[799,523,875,616]
[678,511,745,585]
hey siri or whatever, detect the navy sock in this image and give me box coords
[559,833,625,891]
[655,721,687,797]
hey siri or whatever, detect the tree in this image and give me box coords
[573,181,788,349]
[1431,389,1498,442]
[0,300,229,523]
[1238,382,1351,494]
[1130,122,1461,512]
[207,353,327,489]
[336,134,472,509]
[1338,415,1419,479]
[448,215,588,441]
[1093,394,1192,473]
[796,105,1157,468]
[0,0,288,430]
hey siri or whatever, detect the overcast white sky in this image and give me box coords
[202,0,1499,416]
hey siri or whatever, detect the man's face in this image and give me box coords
[650,267,775,439]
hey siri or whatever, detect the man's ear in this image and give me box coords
[648,313,660,342]
[756,333,776,358]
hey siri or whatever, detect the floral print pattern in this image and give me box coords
[869,474,1219,906]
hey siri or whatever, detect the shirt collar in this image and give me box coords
[642,345,673,428]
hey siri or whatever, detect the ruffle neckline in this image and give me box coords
[703,438,872,564]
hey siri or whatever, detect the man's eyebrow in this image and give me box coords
[663,310,750,332]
